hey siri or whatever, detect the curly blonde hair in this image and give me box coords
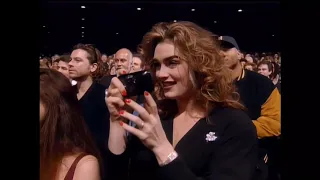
[139,21,244,118]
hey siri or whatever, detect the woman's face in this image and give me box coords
[153,41,194,100]
[40,100,46,122]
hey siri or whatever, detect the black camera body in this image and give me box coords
[118,70,155,97]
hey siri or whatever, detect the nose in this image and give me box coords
[68,61,73,67]
[116,61,122,67]
[156,65,169,80]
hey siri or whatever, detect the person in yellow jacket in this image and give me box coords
[219,35,281,180]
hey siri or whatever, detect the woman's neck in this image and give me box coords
[176,96,206,119]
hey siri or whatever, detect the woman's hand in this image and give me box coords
[118,91,175,163]
[105,76,128,155]
[105,77,127,121]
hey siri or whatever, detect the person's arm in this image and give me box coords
[157,115,259,180]
[73,155,101,180]
[105,120,131,180]
[108,120,127,154]
[252,88,281,138]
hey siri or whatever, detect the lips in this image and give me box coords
[162,82,176,89]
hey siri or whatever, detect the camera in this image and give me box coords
[118,70,154,97]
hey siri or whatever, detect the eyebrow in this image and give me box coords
[152,55,179,62]
[114,58,127,60]
[73,57,83,60]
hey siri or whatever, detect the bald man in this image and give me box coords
[114,48,133,75]
[245,56,254,63]
[98,48,132,88]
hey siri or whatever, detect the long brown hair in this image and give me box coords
[72,43,105,79]
[40,68,101,180]
[244,62,257,71]
[40,57,52,68]
[139,21,244,118]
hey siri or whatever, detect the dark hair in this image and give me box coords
[244,62,257,71]
[271,61,280,80]
[42,57,52,67]
[108,54,115,59]
[258,60,273,78]
[72,43,105,79]
[240,58,247,63]
[133,53,142,59]
[101,62,110,76]
[40,60,50,69]
[54,54,70,64]
[40,68,102,180]
[132,53,145,68]
[140,21,244,118]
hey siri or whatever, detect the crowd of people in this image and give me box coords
[40,21,281,180]
[40,50,281,92]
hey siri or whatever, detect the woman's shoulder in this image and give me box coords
[61,153,99,168]
[73,154,100,178]
[59,153,100,180]
[211,106,249,118]
[76,154,99,166]
[74,155,100,176]
[208,107,258,145]
[209,107,255,131]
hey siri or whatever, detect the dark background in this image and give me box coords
[40,1,280,56]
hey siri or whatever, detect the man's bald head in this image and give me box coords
[116,48,132,58]
[114,48,133,73]
[245,56,254,63]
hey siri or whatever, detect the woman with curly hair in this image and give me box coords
[105,21,259,180]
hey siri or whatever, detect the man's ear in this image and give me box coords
[90,63,98,73]
[236,50,242,60]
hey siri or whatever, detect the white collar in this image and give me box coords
[71,80,77,86]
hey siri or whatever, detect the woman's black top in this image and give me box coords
[107,107,259,180]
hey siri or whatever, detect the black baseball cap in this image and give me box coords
[218,36,240,50]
